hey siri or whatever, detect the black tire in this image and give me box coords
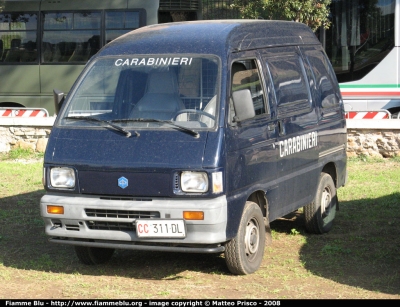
[304,172,337,234]
[224,201,266,275]
[74,246,115,265]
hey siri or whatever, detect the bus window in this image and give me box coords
[105,11,141,44]
[324,0,395,83]
[42,12,101,63]
[0,12,38,63]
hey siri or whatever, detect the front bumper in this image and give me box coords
[40,193,228,252]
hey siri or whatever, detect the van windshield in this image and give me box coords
[59,55,220,130]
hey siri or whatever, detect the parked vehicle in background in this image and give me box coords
[0,0,201,115]
[40,20,347,275]
[203,0,400,118]
[1,0,398,118]
[319,0,400,117]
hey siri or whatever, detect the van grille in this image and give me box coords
[85,209,160,219]
[86,221,135,231]
[99,196,152,201]
[84,209,160,232]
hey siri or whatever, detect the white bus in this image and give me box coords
[321,0,400,117]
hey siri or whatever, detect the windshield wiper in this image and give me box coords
[112,118,200,138]
[64,116,140,138]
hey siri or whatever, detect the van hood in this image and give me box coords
[45,127,211,197]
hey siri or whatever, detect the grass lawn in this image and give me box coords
[0,150,399,299]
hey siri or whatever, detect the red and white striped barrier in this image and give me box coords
[345,110,390,119]
[0,108,49,117]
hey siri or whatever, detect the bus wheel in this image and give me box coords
[74,246,115,265]
[224,201,265,275]
[304,172,337,234]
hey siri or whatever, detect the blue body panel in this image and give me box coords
[45,127,217,197]
[46,127,208,169]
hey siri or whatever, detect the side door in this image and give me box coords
[302,46,347,187]
[225,55,278,222]
[303,46,346,150]
[261,47,320,220]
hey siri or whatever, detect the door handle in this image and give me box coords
[278,120,286,136]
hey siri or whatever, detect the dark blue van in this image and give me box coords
[40,20,347,275]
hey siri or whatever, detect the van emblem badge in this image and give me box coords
[118,177,128,189]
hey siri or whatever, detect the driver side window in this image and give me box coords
[230,59,266,122]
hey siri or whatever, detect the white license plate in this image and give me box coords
[136,219,186,238]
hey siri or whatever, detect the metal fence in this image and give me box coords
[201,0,240,20]
[159,0,200,10]
[158,1,241,20]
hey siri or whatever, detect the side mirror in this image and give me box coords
[232,89,255,122]
[53,89,65,116]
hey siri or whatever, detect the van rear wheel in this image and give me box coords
[224,201,265,275]
[304,172,337,234]
[74,246,115,265]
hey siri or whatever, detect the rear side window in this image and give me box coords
[306,50,339,109]
[266,55,311,117]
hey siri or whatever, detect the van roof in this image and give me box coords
[99,20,320,57]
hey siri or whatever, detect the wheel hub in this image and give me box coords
[321,187,332,218]
[245,218,260,256]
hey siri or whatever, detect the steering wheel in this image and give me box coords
[173,109,215,120]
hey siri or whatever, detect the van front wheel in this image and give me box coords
[74,246,115,265]
[224,201,265,275]
[304,172,337,234]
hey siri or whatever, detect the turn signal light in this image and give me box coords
[183,211,204,220]
[47,205,64,215]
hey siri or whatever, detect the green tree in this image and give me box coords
[231,0,331,31]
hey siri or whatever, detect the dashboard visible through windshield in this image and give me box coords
[60,55,220,131]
